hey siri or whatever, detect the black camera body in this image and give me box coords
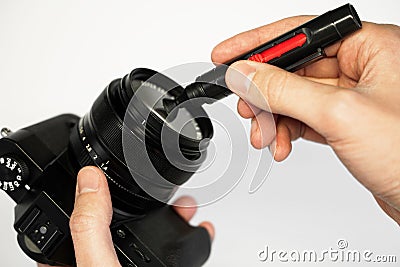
[0,68,212,266]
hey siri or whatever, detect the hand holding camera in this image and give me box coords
[36,167,214,267]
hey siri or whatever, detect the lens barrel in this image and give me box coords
[69,68,213,215]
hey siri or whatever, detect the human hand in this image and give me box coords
[38,166,214,267]
[212,17,400,224]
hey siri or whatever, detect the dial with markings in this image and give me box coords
[0,156,27,192]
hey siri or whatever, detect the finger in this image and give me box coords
[199,221,215,241]
[271,117,326,162]
[172,196,197,221]
[296,57,340,79]
[250,111,276,149]
[172,197,215,241]
[225,60,341,134]
[278,117,326,144]
[212,16,315,64]
[237,98,261,118]
[69,167,120,267]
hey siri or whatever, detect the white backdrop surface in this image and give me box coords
[0,1,399,266]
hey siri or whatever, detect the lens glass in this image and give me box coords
[131,80,202,140]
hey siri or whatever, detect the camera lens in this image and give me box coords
[69,68,213,216]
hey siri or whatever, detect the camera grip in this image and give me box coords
[112,206,211,267]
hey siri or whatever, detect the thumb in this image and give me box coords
[69,166,120,266]
[225,60,340,131]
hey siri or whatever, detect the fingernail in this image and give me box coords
[78,167,100,194]
[269,139,276,157]
[226,62,256,95]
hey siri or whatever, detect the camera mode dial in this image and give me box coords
[0,155,28,192]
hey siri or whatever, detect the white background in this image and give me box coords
[1,0,400,266]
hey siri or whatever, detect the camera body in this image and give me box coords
[0,68,212,266]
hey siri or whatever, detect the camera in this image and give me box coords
[0,68,212,266]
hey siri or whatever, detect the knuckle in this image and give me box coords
[367,23,400,57]
[381,23,400,37]
[69,212,99,235]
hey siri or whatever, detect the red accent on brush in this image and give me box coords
[249,33,307,63]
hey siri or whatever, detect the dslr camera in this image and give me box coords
[0,68,212,266]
